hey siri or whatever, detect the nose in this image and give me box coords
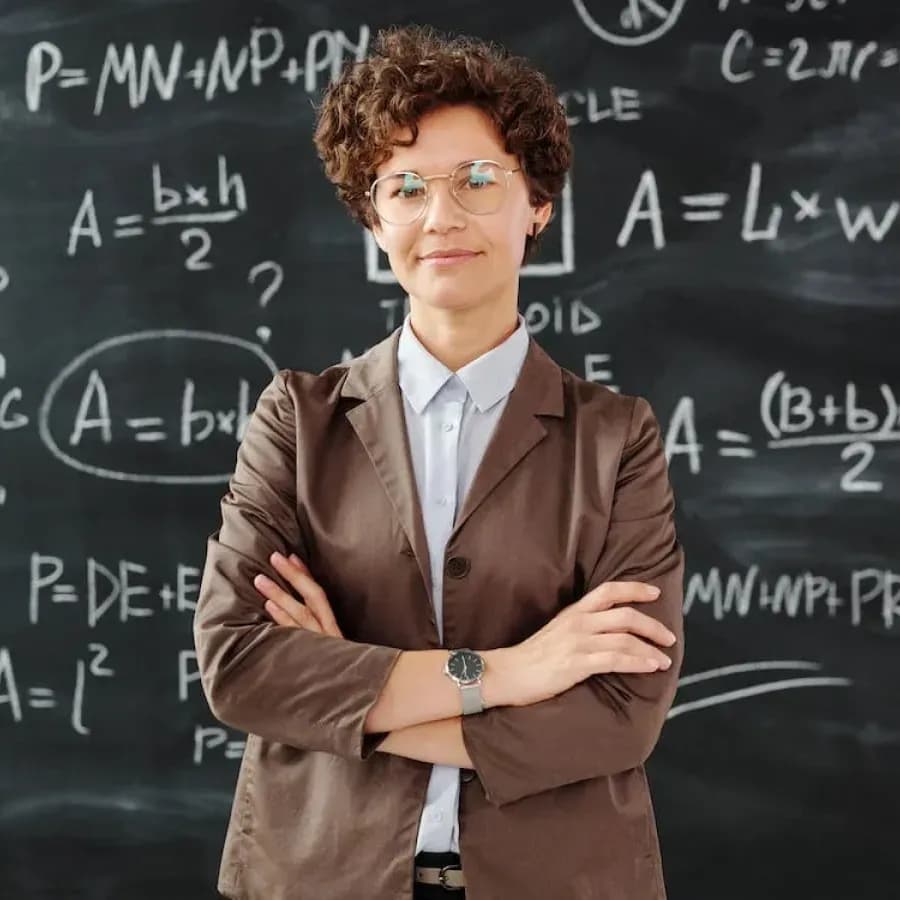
[421,177,467,233]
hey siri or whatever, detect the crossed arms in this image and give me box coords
[193,371,684,808]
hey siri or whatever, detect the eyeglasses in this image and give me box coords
[365,159,522,226]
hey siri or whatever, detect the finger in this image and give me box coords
[580,580,661,610]
[254,573,312,627]
[270,551,344,639]
[286,552,310,573]
[586,607,676,646]
[591,632,673,668]
[268,551,320,598]
[288,554,343,638]
[253,573,322,632]
[257,560,322,630]
[264,598,303,629]
[590,651,665,674]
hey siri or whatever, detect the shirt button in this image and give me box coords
[437,496,449,506]
[443,422,455,432]
[430,810,443,822]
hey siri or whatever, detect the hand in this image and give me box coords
[253,552,344,638]
[494,581,677,708]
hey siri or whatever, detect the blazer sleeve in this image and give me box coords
[193,369,403,760]
[460,394,685,807]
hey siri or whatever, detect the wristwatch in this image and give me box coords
[443,648,486,715]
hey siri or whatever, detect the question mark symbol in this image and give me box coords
[248,261,283,344]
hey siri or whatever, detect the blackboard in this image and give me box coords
[2,1,898,897]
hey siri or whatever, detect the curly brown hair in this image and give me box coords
[312,24,572,264]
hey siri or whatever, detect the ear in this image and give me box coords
[530,200,553,237]
[370,219,387,254]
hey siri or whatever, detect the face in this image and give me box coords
[369,104,552,316]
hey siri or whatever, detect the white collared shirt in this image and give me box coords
[396,310,530,854]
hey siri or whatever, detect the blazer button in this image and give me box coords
[460,768,476,783]
[445,556,470,578]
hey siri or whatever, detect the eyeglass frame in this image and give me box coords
[364,158,523,226]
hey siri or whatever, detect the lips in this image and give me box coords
[419,251,481,267]
[419,252,480,268]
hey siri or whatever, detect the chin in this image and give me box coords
[416,287,478,310]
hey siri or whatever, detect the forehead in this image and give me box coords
[375,104,515,176]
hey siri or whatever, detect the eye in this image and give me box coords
[466,161,498,189]
[395,173,425,199]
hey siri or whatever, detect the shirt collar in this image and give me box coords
[397,311,530,414]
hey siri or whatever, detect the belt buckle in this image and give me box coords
[438,862,464,891]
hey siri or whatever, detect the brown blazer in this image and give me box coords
[193,323,685,900]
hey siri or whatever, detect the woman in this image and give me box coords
[194,23,684,900]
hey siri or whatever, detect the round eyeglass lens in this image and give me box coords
[452,161,506,215]
[372,171,427,225]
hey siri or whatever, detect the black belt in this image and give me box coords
[414,850,465,890]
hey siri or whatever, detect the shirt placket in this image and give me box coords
[426,389,466,852]
[431,392,464,646]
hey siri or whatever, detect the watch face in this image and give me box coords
[448,649,484,684]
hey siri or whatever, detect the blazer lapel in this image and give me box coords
[341,325,565,605]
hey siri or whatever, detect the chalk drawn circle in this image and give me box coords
[38,329,278,484]
[571,0,686,46]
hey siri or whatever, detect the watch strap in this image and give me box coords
[460,681,484,715]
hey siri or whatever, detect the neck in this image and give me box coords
[407,300,520,371]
